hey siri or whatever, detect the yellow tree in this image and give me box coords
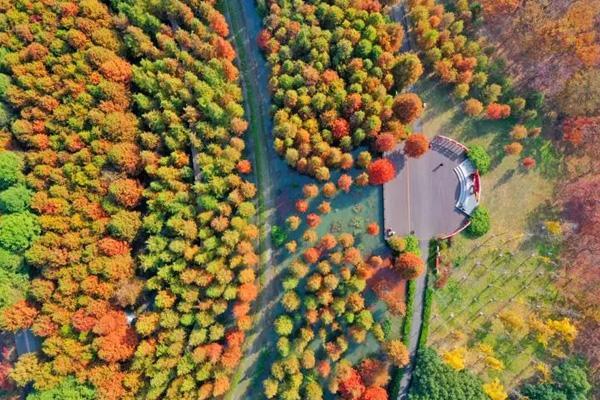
[442,347,466,371]
[483,379,508,400]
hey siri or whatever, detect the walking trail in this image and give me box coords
[222,1,281,399]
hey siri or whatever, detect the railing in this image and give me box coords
[434,134,468,152]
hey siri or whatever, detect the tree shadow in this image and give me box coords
[493,168,516,189]
[468,320,493,346]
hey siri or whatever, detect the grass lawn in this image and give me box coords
[416,77,562,389]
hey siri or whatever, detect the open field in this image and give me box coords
[416,77,561,388]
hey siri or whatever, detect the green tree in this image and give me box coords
[0,212,40,252]
[107,211,142,242]
[27,377,96,400]
[0,247,23,273]
[522,358,591,400]
[467,206,490,237]
[393,53,424,90]
[0,269,29,311]
[409,348,487,400]
[271,225,288,247]
[467,145,491,174]
[0,185,32,213]
[0,151,23,190]
[274,315,294,336]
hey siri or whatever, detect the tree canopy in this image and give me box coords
[408,348,487,400]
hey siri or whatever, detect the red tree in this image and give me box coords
[257,29,271,50]
[295,199,308,213]
[375,133,397,152]
[0,301,37,331]
[236,159,252,174]
[486,103,511,120]
[338,368,365,399]
[368,158,396,185]
[361,387,388,400]
[109,179,143,208]
[359,358,389,387]
[210,12,229,37]
[404,133,429,158]
[238,283,258,302]
[522,157,536,169]
[332,118,351,139]
[306,213,321,228]
[97,238,130,256]
[367,223,380,236]
[303,247,320,264]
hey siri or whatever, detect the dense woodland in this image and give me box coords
[0,0,258,398]
[258,0,425,180]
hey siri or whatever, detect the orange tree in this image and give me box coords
[404,133,429,158]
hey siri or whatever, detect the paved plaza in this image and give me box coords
[384,136,469,239]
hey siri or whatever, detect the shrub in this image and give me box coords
[387,235,406,253]
[271,225,288,247]
[404,234,421,255]
[467,145,491,174]
[467,206,490,237]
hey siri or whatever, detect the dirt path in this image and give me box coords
[221,1,282,399]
